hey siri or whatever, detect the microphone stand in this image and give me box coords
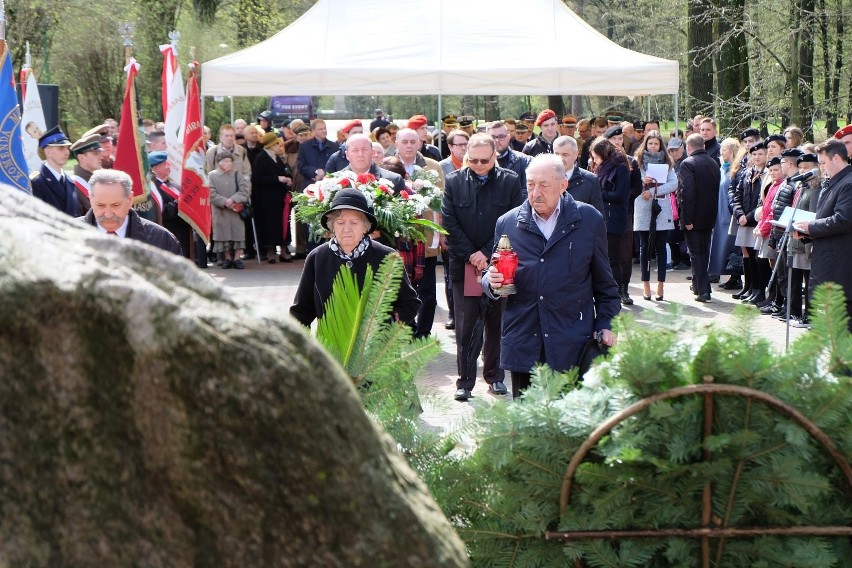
[766,178,805,351]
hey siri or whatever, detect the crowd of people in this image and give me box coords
[26,106,852,401]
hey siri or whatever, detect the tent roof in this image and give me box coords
[201,0,679,97]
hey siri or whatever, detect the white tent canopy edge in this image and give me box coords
[200,0,679,98]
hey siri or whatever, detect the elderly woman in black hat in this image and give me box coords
[289,189,420,327]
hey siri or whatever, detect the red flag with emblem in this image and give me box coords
[112,58,148,205]
[177,63,211,244]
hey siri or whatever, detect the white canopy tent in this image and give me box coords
[201,0,679,97]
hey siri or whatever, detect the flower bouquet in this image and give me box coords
[292,171,446,243]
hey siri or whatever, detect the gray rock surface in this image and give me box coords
[0,186,468,567]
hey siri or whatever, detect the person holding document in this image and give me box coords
[633,130,678,301]
[793,139,852,331]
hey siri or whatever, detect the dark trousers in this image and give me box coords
[619,222,634,289]
[789,268,810,318]
[668,229,689,266]
[772,254,788,305]
[685,229,712,297]
[443,256,454,321]
[638,229,669,282]
[607,233,623,290]
[452,285,504,391]
[415,256,438,338]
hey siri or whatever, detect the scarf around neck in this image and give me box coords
[641,150,666,169]
[329,235,371,264]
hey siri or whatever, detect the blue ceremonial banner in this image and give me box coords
[0,40,31,194]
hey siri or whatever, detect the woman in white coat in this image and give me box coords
[633,130,677,301]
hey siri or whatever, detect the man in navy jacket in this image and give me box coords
[485,155,620,399]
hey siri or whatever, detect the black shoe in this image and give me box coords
[454,388,471,402]
[673,262,691,270]
[755,297,774,308]
[759,303,778,315]
[222,259,234,269]
[195,261,209,269]
[695,294,711,303]
[620,292,634,306]
[732,287,749,299]
[710,275,720,284]
[740,290,758,303]
[279,254,293,263]
[489,381,508,395]
[720,278,743,290]
[749,292,767,305]
[233,260,245,269]
[444,319,455,330]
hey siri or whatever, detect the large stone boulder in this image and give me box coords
[0,187,468,567]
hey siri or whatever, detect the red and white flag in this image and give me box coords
[112,58,148,205]
[159,42,185,189]
[177,63,211,244]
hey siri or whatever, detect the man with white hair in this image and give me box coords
[552,135,604,214]
[78,169,182,255]
[485,154,620,399]
[337,134,405,192]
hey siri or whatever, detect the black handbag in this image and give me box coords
[577,332,609,382]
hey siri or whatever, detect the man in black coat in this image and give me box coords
[148,151,192,259]
[297,119,339,190]
[678,134,722,302]
[794,139,852,331]
[442,133,523,402]
[553,135,604,215]
[31,126,78,217]
[79,169,182,255]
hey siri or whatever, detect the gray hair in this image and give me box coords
[526,154,565,179]
[553,135,578,152]
[90,169,133,198]
[326,209,370,229]
[467,132,495,153]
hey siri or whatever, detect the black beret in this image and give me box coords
[604,125,623,138]
[780,148,804,159]
[765,134,787,146]
[767,156,782,167]
[797,153,819,165]
[740,128,760,140]
[749,141,766,153]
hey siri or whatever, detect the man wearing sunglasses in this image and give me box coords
[442,133,524,402]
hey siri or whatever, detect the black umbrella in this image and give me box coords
[646,182,662,276]
[462,295,496,381]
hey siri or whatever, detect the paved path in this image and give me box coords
[207,258,805,433]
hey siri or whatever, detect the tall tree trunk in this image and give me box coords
[687,0,714,117]
[484,96,500,121]
[716,0,750,132]
[797,0,815,138]
[818,0,838,135]
[547,96,566,117]
[790,1,802,129]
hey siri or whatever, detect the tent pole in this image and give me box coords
[647,96,651,121]
[201,96,206,129]
[230,96,234,124]
[673,93,678,138]
[438,95,442,127]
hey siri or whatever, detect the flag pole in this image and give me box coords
[0,0,6,40]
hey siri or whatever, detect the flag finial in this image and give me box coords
[0,0,7,40]
[169,30,180,51]
[119,21,135,62]
[23,41,32,70]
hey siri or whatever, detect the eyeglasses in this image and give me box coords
[450,142,468,147]
[491,134,509,141]
[468,154,494,165]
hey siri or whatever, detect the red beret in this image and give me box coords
[834,124,852,139]
[341,120,362,134]
[408,115,429,130]
[536,109,556,126]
